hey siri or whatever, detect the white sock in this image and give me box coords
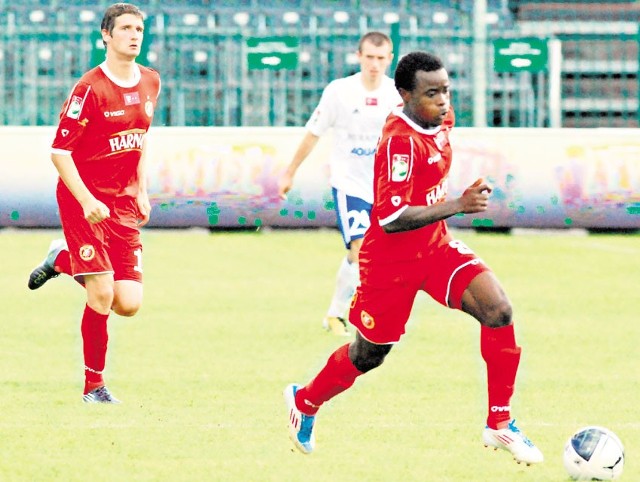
[326,255,359,319]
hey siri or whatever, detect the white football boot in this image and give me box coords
[483,419,544,465]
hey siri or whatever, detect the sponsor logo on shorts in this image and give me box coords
[391,154,409,182]
[79,244,96,261]
[361,310,375,329]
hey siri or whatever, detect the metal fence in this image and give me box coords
[1,0,638,127]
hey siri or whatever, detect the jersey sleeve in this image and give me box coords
[51,81,96,154]
[304,80,338,137]
[375,135,416,227]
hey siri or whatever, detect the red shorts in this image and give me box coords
[349,235,489,344]
[57,184,143,283]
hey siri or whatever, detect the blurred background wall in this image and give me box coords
[1,0,638,128]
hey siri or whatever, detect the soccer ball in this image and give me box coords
[563,426,624,480]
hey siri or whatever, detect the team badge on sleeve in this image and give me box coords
[309,108,321,125]
[66,96,84,119]
[391,154,409,182]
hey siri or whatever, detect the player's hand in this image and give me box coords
[136,192,151,227]
[458,178,492,214]
[83,198,110,224]
[278,172,294,200]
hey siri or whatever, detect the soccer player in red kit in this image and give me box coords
[27,3,161,404]
[284,51,544,466]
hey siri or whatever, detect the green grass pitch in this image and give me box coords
[0,228,638,481]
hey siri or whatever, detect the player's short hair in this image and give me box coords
[358,31,393,52]
[394,52,445,92]
[101,3,144,47]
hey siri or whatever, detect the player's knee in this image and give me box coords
[112,300,141,317]
[87,287,115,313]
[351,352,385,373]
[350,341,392,373]
[482,298,513,328]
[112,281,143,317]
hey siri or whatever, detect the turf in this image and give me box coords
[0,228,638,481]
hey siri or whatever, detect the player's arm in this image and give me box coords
[277,130,320,200]
[384,178,492,233]
[51,152,110,224]
[136,136,151,226]
[52,81,109,224]
[278,80,337,200]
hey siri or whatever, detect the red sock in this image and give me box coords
[81,304,109,394]
[294,344,363,416]
[53,249,71,275]
[481,324,521,429]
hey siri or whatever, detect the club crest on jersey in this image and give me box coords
[391,154,409,182]
[145,100,154,118]
[360,310,375,329]
[66,96,84,119]
[124,92,140,105]
[79,244,96,261]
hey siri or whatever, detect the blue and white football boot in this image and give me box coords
[283,383,316,454]
[483,419,544,465]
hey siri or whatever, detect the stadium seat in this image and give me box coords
[1,0,637,128]
[516,1,640,21]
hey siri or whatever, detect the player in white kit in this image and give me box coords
[278,32,402,336]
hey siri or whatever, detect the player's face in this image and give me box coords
[102,13,144,60]
[401,68,450,129]
[357,40,393,82]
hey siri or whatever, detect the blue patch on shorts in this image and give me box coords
[332,187,372,248]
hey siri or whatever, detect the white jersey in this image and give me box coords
[306,72,402,203]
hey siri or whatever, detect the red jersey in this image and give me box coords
[52,62,161,200]
[359,107,456,264]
